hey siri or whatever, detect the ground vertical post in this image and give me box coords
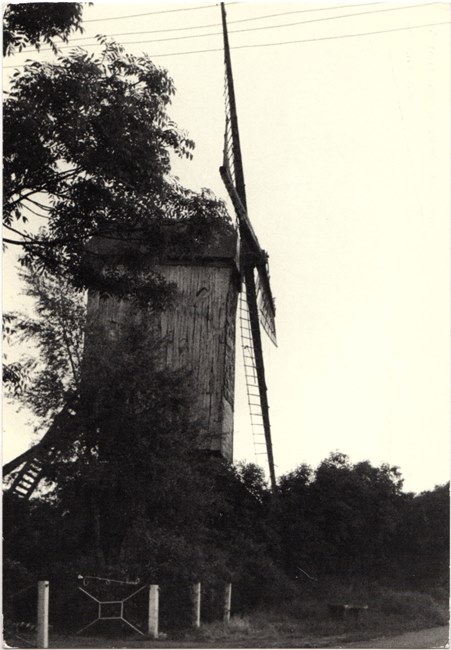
[147,585,160,639]
[148,584,159,638]
[37,580,49,649]
[191,582,201,628]
[223,583,232,623]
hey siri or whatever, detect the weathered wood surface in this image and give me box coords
[86,254,239,460]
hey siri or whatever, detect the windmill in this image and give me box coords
[3,2,277,497]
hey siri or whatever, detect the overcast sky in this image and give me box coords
[3,1,450,493]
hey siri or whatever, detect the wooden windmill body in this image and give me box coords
[4,1,278,496]
[84,225,240,461]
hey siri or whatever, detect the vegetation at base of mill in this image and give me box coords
[187,585,448,644]
[4,445,449,638]
[4,586,448,648]
[3,244,449,643]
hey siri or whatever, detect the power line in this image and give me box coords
[83,3,218,23]
[33,3,386,44]
[125,2,444,46]
[144,20,451,57]
[21,2,442,52]
[4,21,447,70]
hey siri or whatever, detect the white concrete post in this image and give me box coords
[148,584,159,638]
[191,582,201,628]
[223,583,232,623]
[37,580,49,649]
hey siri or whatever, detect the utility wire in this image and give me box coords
[120,2,445,46]
[144,20,451,57]
[20,2,442,52]
[83,3,218,22]
[32,2,386,44]
[4,21,447,69]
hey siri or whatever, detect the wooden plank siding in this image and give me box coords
[85,243,239,461]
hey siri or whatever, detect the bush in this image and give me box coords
[375,587,448,626]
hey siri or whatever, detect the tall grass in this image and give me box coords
[188,580,448,645]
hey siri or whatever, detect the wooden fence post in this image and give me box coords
[223,583,232,623]
[191,582,201,628]
[37,580,49,649]
[148,584,159,638]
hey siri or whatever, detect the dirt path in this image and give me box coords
[345,625,449,648]
[9,625,449,649]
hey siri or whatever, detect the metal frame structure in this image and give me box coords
[77,583,147,636]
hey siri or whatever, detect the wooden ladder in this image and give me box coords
[9,449,55,499]
[4,397,78,500]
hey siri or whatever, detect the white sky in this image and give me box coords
[2,1,450,493]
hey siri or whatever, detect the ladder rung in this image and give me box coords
[16,475,33,484]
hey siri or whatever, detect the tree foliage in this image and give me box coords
[394,483,450,587]
[3,40,231,305]
[3,3,84,56]
[4,268,85,426]
[276,453,448,592]
[3,318,282,599]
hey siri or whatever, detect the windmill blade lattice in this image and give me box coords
[239,286,271,460]
[255,263,277,346]
[221,6,276,348]
[223,70,237,193]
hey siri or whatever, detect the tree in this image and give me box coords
[3,277,283,595]
[3,40,230,305]
[3,15,288,610]
[4,268,85,426]
[3,33,231,400]
[395,483,450,587]
[3,3,84,56]
[277,453,406,579]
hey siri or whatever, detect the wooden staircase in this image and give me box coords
[9,452,54,499]
[3,397,78,500]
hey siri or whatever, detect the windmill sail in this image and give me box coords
[220,6,277,346]
[239,286,273,458]
[220,2,277,490]
[255,265,277,346]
